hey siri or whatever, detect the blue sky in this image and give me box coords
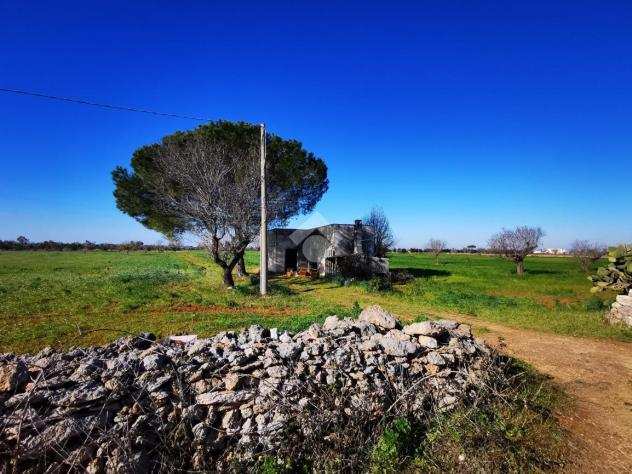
[1,1,631,248]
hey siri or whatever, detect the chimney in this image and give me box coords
[354,219,363,254]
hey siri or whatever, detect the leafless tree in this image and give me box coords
[569,240,607,273]
[488,226,544,275]
[147,134,262,287]
[427,238,447,263]
[364,207,395,257]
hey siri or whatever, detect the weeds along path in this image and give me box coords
[459,316,632,472]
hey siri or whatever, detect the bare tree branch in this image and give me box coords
[569,240,607,273]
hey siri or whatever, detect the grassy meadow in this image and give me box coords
[1,250,630,353]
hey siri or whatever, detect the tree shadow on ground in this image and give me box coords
[524,269,564,275]
[397,268,451,278]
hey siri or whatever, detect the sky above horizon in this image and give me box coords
[1,1,631,248]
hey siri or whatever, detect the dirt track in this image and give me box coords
[462,319,632,472]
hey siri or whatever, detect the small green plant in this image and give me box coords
[350,300,362,317]
[331,274,346,287]
[584,296,606,311]
[365,276,393,293]
[259,456,295,474]
[370,418,414,471]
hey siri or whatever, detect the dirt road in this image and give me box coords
[461,318,632,472]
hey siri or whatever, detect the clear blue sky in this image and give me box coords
[1,1,631,248]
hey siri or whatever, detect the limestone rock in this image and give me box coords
[358,305,397,330]
[417,335,439,349]
[322,315,340,331]
[378,335,418,357]
[196,390,255,406]
[403,321,443,336]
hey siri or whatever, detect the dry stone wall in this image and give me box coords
[0,305,496,472]
[607,290,632,327]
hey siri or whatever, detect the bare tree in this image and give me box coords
[488,226,544,275]
[427,238,447,263]
[569,240,607,273]
[16,235,29,245]
[363,207,395,257]
[151,134,261,287]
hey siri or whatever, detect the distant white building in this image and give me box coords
[533,248,568,255]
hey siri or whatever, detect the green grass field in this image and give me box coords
[1,250,630,353]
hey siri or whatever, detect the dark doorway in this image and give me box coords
[285,249,298,271]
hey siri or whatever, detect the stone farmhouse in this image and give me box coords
[267,220,389,277]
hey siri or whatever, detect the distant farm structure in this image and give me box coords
[268,220,389,277]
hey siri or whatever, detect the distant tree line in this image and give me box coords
[0,237,190,252]
[391,246,484,254]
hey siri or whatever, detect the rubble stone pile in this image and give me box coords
[589,246,632,294]
[0,305,495,472]
[607,290,632,327]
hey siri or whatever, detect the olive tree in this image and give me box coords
[569,240,607,273]
[488,226,544,275]
[363,207,395,257]
[112,121,328,287]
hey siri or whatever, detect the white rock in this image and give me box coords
[435,319,459,330]
[169,334,197,345]
[323,315,340,331]
[386,329,411,341]
[358,305,397,330]
[426,352,446,366]
[417,336,438,349]
[403,321,442,336]
[379,336,418,357]
[196,390,255,406]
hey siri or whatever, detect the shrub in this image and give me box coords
[390,269,414,284]
[331,274,346,287]
[365,276,393,293]
[584,296,606,311]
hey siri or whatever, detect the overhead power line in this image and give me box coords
[0,87,210,121]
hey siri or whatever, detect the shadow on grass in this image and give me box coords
[398,267,451,278]
[524,269,564,275]
[234,280,297,296]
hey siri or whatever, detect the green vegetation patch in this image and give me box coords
[1,250,631,353]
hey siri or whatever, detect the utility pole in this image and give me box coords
[259,123,268,296]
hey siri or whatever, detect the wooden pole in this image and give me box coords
[259,123,268,295]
